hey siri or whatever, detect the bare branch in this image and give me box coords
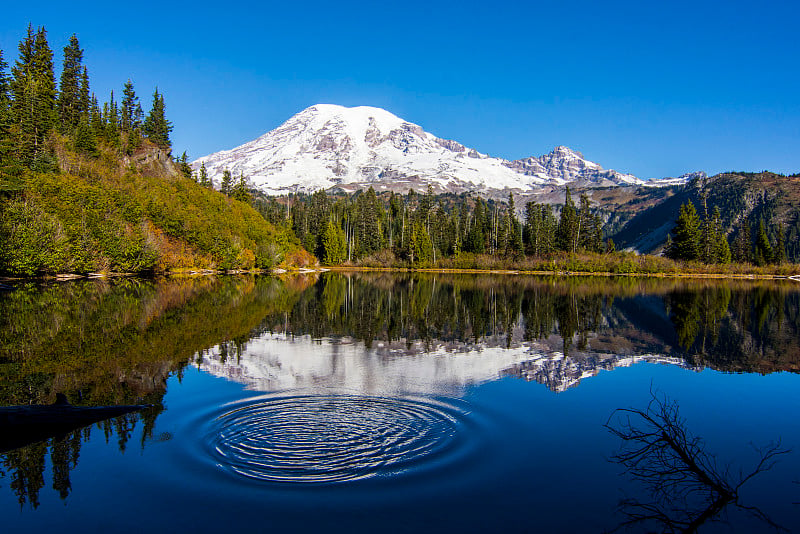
[605,387,790,533]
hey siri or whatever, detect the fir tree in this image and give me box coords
[78,67,89,118]
[710,207,731,264]
[0,48,14,171]
[121,79,140,132]
[178,151,192,179]
[220,169,233,195]
[556,187,579,252]
[507,192,524,256]
[321,220,347,264]
[72,116,97,156]
[142,88,172,149]
[774,223,786,264]
[753,219,774,266]
[57,34,83,132]
[666,202,701,261]
[10,25,57,167]
[232,173,251,203]
[199,162,211,188]
[731,220,751,263]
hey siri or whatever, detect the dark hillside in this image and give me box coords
[611,172,800,261]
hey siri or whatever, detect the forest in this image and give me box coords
[0,25,305,276]
[248,183,795,273]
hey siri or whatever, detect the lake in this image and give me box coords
[1,273,799,533]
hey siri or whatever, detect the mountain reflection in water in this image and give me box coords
[0,272,798,524]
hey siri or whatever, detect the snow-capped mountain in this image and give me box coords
[194,104,687,196]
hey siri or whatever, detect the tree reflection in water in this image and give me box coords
[605,389,790,533]
[1,273,799,509]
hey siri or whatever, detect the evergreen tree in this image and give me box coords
[753,219,774,266]
[178,151,193,179]
[321,220,347,264]
[731,221,751,263]
[666,202,701,261]
[199,162,211,188]
[57,34,83,132]
[10,25,57,167]
[232,173,251,203]
[220,169,233,195]
[556,187,579,252]
[72,116,97,156]
[0,48,14,172]
[121,79,140,132]
[466,198,486,253]
[507,192,523,256]
[410,221,433,263]
[78,67,89,118]
[774,223,786,264]
[103,90,120,145]
[88,94,103,136]
[577,193,593,251]
[710,207,731,264]
[142,88,172,149]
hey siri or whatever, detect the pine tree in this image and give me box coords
[506,192,523,256]
[142,88,172,149]
[72,116,96,156]
[88,94,103,136]
[232,173,251,203]
[0,48,14,172]
[321,220,347,264]
[731,220,751,263]
[774,223,786,264]
[10,25,57,167]
[753,219,774,266]
[78,67,89,118]
[710,207,730,264]
[199,162,211,188]
[220,169,233,195]
[121,79,139,132]
[577,193,593,251]
[666,202,701,261]
[103,91,120,145]
[556,187,579,252]
[177,151,193,179]
[57,34,83,132]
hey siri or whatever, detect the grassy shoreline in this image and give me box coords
[3,252,800,282]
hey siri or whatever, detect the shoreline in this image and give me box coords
[3,266,799,283]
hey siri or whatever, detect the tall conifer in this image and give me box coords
[11,25,57,166]
[142,88,172,149]
[57,34,83,132]
[667,202,701,261]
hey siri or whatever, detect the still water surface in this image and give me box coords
[1,273,799,532]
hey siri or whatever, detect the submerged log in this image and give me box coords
[0,394,151,453]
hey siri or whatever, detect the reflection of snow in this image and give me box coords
[197,333,696,395]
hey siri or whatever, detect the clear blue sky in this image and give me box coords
[2,0,798,179]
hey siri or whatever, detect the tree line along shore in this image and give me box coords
[0,25,796,279]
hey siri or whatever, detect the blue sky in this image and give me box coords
[1,0,798,179]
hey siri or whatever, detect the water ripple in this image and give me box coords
[205,394,470,484]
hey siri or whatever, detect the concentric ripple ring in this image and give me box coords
[207,394,467,483]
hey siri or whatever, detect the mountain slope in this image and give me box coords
[194,104,669,196]
[610,172,800,260]
[0,138,304,275]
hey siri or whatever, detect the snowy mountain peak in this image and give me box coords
[194,105,665,196]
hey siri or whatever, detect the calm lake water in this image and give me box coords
[1,273,799,533]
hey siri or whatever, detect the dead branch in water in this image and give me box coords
[605,388,790,533]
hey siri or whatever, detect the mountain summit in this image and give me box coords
[195,104,666,196]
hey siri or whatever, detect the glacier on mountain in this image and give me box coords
[194,104,691,196]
